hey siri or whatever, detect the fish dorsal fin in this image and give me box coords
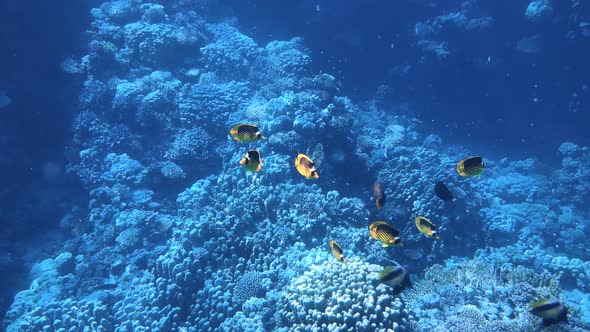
[384,258,401,266]
[530,298,551,308]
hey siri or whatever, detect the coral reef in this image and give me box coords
[553,142,590,209]
[403,257,563,331]
[4,0,590,331]
[276,259,408,331]
[413,2,494,60]
[525,0,554,23]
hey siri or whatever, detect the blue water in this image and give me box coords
[1,0,589,331]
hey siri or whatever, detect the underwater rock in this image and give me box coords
[201,23,262,80]
[525,0,553,23]
[54,252,75,275]
[160,161,186,179]
[140,3,168,24]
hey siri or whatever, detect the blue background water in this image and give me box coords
[227,0,590,159]
[0,0,93,318]
[0,0,589,330]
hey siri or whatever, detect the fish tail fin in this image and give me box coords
[561,307,569,323]
[541,308,568,326]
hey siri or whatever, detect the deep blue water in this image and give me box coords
[228,0,590,160]
[0,0,92,321]
[1,0,589,330]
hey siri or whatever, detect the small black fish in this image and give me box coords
[93,283,118,291]
[434,181,454,201]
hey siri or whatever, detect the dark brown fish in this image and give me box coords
[373,182,386,209]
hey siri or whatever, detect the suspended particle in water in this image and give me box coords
[0,91,11,108]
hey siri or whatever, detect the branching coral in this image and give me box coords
[403,257,565,331]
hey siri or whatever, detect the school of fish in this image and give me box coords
[229,123,568,327]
